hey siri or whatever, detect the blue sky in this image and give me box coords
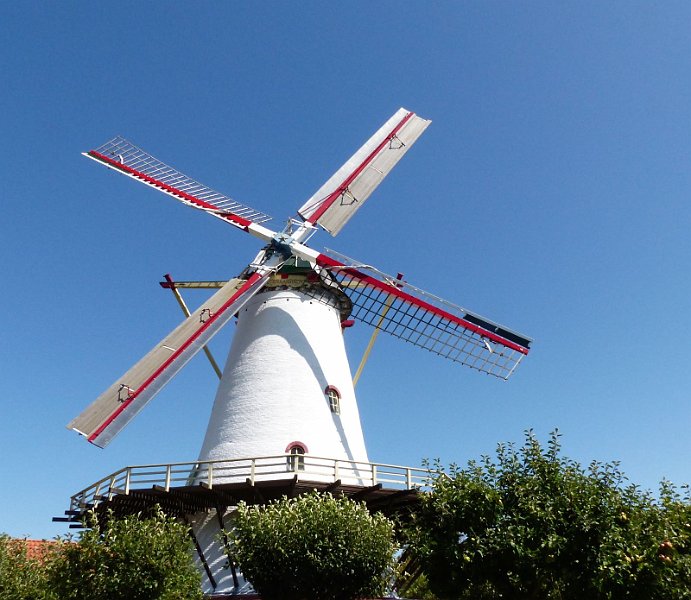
[2,2,690,538]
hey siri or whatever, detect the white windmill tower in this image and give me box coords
[64,108,532,595]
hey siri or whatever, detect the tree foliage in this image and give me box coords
[49,507,201,600]
[0,534,54,600]
[405,430,691,600]
[230,492,396,600]
[398,571,440,600]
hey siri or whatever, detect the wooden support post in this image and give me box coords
[353,292,396,387]
[162,274,223,378]
[322,479,343,494]
[350,483,382,501]
[183,515,217,590]
[288,474,298,498]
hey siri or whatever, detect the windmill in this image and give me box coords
[63,108,532,594]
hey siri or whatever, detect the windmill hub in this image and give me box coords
[263,262,352,321]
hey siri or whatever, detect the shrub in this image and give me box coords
[230,492,396,600]
[405,430,691,599]
[49,506,202,600]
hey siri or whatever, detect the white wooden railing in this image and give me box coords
[69,455,431,512]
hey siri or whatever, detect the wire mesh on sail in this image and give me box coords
[91,136,272,224]
[319,254,530,380]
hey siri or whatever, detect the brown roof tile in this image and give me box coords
[11,538,60,562]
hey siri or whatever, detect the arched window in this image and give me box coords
[325,385,341,415]
[285,441,307,472]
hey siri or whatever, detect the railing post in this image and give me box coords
[371,464,377,486]
[406,468,412,489]
[334,460,340,482]
[250,459,256,485]
[108,474,117,500]
[165,464,171,492]
[124,468,131,495]
[207,463,213,489]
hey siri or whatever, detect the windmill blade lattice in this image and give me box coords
[317,251,531,380]
[85,137,272,227]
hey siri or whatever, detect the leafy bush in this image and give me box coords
[405,430,691,600]
[230,492,396,600]
[0,534,54,600]
[49,506,202,600]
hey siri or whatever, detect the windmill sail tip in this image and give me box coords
[298,108,431,236]
[462,313,532,351]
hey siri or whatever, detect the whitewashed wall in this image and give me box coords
[197,288,369,470]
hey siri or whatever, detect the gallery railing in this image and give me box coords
[69,454,431,512]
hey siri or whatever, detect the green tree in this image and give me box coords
[49,506,202,600]
[229,492,396,600]
[405,430,691,600]
[0,534,54,600]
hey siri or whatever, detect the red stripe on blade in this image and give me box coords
[316,254,529,355]
[307,111,415,224]
[87,273,264,444]
[88,150,252,230]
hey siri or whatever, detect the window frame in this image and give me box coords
[285,441,307,472]
[325,385,341,415]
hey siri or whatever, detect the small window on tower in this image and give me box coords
[325,386,341,415]
[286,442,306,472]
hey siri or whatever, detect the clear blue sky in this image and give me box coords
[2,2,690,539]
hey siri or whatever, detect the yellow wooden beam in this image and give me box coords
[162,275,223,379]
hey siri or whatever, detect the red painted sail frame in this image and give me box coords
[316,252,530,380]
[306,111,414,224]
[85,136,272,231]
[68,272,273,448]
[298,108,431,236]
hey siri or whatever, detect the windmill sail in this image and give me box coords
[317,252,531,380]
[68,273,272,448]
[84,137,272,231]
[298,108,431,236]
